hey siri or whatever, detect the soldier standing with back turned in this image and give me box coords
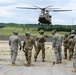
[23,32,37,66]
[72,31,76,72]
[34,30,46,62]
[52,30,62,64]
[9,30,21,65]
[63,34,69,59]
[67,35,75,61]
[67,30,75,61]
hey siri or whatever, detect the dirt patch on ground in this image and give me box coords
[0,41,75,75]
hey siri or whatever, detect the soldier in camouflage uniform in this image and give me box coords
[67,30,75,61]
[63,34,69,59]
[67,35,75,61]
[52,30,62,64]
[23,32,37,66]
[9,30,21,65]
[68,30,75,39]
[72,34,76,72]
[34,30,46,62]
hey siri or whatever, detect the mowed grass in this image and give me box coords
[0,27,69,36]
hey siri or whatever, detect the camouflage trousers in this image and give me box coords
[69,48,74,59]
[24,49,32,64]
[54,46,62,62]
[73,48,76,68]
[11,50,18,64]
[64,47,68,58]
[34,44,45,60]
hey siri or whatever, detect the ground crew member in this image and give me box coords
[72,35,76,72]
[9,30,21,65]
[63,34,69,59]
[67,35,75,61]
[34,30,46,62]
[52,30,62,64]
[22,32,37,66]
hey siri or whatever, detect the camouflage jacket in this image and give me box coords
[36,34,46,44]
[9,35,21,51]
[63,37,69,48]
[52,33,62,47]
[67,38,75,49]
[23,37,36,50]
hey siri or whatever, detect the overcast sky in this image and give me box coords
[0,0,76,25]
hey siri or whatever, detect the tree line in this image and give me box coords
[0,23,76,32]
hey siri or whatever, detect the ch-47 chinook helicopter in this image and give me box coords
[16,5,72,25]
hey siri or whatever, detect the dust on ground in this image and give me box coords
[0,41,75,75]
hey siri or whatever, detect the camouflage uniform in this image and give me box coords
[34,30,46,62]
[23,32,36,65]
[73,35,76,70]
[67,35,75,60]
[63,34,69,59]
[67,30,75,61]
[9,31,21,64]
[52,30,62,64]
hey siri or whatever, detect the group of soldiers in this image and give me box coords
[9,29,76,72]
[9,30,46,66]
[63,30,76,72]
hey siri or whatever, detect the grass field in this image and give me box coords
[0,27,69,36]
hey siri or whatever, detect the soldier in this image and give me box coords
[52,30,62,64]
[22,32,37,66]
[69,30,75,38]
[67,35,75,61]
[67,30,75,61]
[63,34,69,59]
[72,35,76,72]
[9,30,21,65]
[34,30,46,62]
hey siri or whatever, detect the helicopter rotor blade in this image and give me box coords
[51,9,72,12]
[16,7,39,9]
[44,5,53,9]
[33,6,42,9]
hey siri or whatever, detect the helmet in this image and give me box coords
[26,32,30,35]
[13,30,18,35]
[69,34,75,38]
[71,30,75,34]
[65,34,68,37]
[39,30,44,34]
[52,30,57,34]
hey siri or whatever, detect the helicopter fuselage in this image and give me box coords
[38,9,52,25]
[38,13,52,25]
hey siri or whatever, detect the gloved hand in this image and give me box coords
[22,49,25,52]
[19,46,22,50]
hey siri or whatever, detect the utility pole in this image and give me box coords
[72,19,73,25]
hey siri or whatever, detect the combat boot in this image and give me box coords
[24,63,31,67]
[11,63,16,66]
[60,60,62,64]
[42,59,45,62]
[34,59,37,62]
[55,61,59,64]
[63,57,67,59]
[72,68,76,72]
[68,58,71,61]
